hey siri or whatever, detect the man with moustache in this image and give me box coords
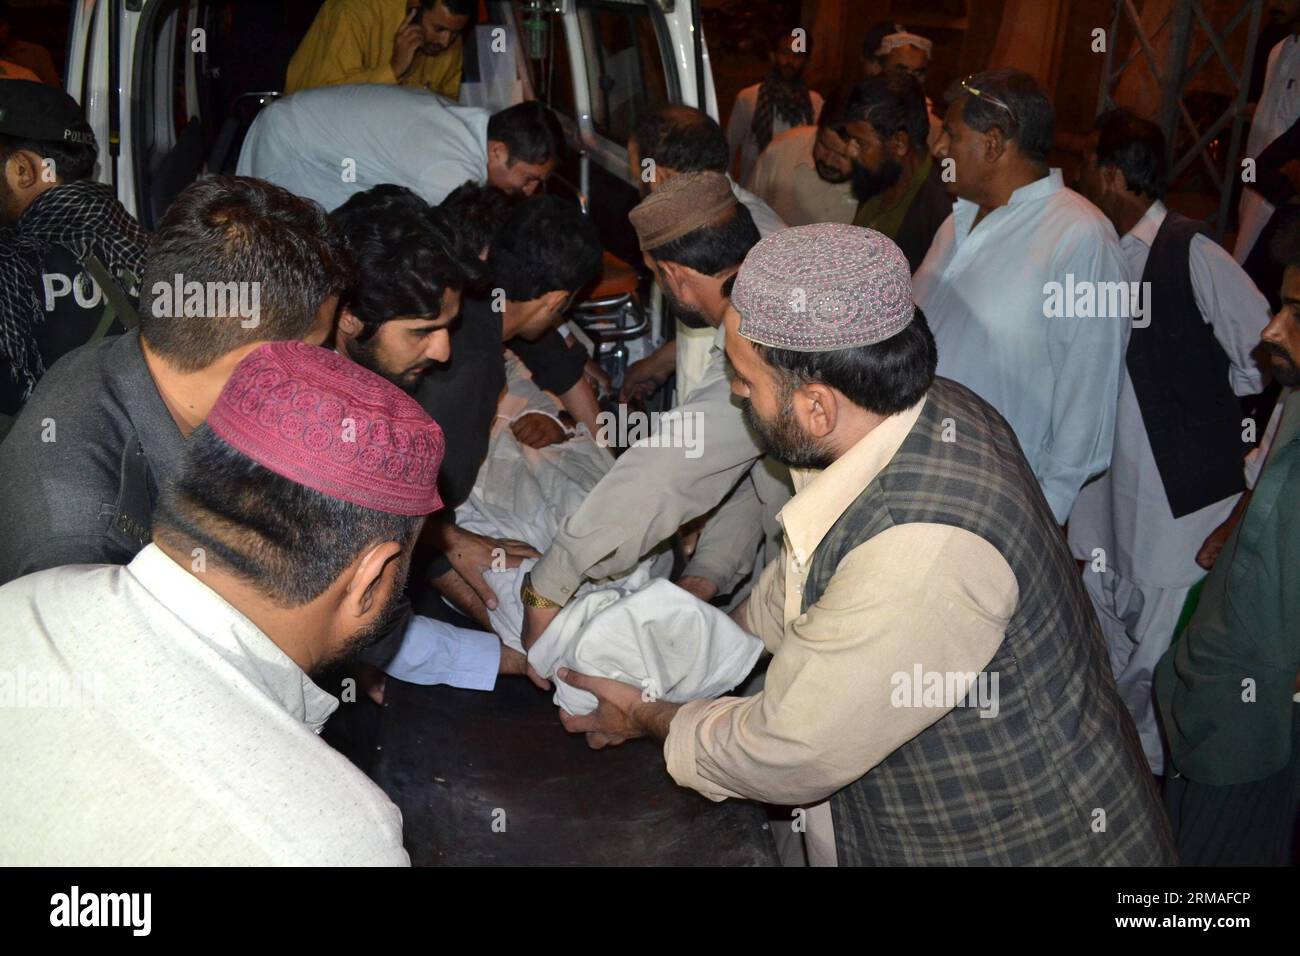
[238,93,562,212]
[621,104,784,407]
[746,94,860,227]
[328,185,525,667]
[842,73,951,271]
[520,172,782,644]
[1155,217,1300,865]
[324,185,601,642]
[0,342,444,864]
[0,81,149,423]
[329,187,476,393]
[1067,111,1269,776]
[553,224,1174,867]
[414,193,604,624]
[0,176,349,584]
[286,0,475,100]
[726,22,824,187]
[859,24,942,151]
[327,184,548,694]
[914,68,1129,525]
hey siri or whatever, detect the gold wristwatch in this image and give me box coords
[520,572,562,610]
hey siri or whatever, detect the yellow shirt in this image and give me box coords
[285,0,464,100]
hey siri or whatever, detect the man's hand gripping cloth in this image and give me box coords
[527,577,763,716]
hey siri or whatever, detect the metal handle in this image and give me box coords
[579,312,650,343]
[579,292,638,311]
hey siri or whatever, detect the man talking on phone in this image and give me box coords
[286,0,476,101]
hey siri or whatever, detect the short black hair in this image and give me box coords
[1269,206,1300,269]
[139,176,353,372]
[648,202,760,276]
[488,195,602,301]
[154,426,421,607]
[753,308,937,416]
[330,185,480,342]
[439,180,517,256]
[1094,109,1167,200]
[334,182,427,219]
[487,101,565,167]
[0,133,97,182]
[633,105,729,175]
[946,67,1054,163]
[844,72,930,150]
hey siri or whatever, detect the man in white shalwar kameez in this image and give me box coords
[1069,112,1269,775]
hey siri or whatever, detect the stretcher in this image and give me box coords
[356,675,780,866]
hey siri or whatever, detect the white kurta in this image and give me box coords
[237,84,489,211]
[0,545,409,865]
[1235,35,1300,264]
[913,169,1130,523]
[1066,200,1268,775]
[1069,201,1268,589]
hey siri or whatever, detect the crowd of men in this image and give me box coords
[0,2,1297,868]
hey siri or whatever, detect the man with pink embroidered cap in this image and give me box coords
[0,341,447,865]
[556,223,1174,867]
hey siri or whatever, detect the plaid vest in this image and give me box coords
[802,378,1176,865]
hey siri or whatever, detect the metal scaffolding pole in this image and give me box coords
[1097,0,1265,239]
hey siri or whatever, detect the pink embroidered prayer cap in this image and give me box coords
[207,342,445,516]
[732,223,915,352]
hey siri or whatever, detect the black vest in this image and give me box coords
[803,379,1176,865]
[1129,212,1245,518]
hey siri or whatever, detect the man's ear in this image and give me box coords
[541,288,568,317]
[487,140,510,168]
[342,540,405,621]
[796,382,840,439]
[658,260,690,295]
[982,126,1008,164]
[8,149,44,189]
[338,307,364,337]
[1100,164,1127,199]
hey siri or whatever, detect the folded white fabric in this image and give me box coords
[528,576,763,716]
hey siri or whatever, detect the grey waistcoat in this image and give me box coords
[803,378,1176,865]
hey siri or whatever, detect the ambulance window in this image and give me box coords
[582,3,669,145]
[543,10,577,119]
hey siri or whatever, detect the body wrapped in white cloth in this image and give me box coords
[455,357,761,713]
[528,573,762,715]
